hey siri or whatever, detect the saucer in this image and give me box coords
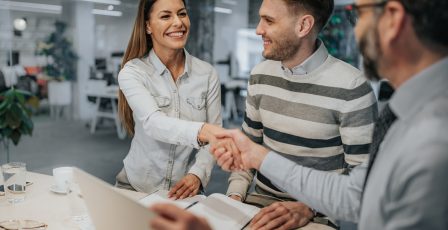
[49,184,68,194]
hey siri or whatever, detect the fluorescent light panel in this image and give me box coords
[80,0,121,5]
[92,9,122,17]
[214,6,232,14]
[221,0,237,5]
[0,1,62,14]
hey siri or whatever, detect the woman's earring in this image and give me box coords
[147,30,151,35]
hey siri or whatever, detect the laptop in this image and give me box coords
[73,168,155,230]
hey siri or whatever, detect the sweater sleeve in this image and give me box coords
[227,77,262,199]
[260,152,365,222]
[339,77,378,166]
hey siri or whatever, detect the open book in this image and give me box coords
[139,190,260,230]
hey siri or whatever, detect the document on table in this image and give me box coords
[139,191,260,230]
[139,190,205,209]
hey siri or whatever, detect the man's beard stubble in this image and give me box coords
[358,25,383,81]
[262,34,301,62]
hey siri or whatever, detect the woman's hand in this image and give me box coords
[197,123,224,143]
[168,174,201,200]
[199,124,243,169]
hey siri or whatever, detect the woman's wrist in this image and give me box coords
[197,123,209,145]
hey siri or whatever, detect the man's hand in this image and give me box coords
[168,174,201,200]
[198,124,243,169]
[250,202,314,230]
[211,137,242,171]
[150,204,212,230]
[210,129,269,171]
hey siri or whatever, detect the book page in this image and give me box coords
[139,190,206,209]
[188,193,260,230]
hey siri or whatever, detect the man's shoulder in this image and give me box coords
[250,60,282,76]
[397,93,448,164]
[326,55,362,75]
[321,56,367,87]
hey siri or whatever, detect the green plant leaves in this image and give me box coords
[0,88,34,146]
[36,20,78,81]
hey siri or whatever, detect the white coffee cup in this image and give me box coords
[52,167,74,192]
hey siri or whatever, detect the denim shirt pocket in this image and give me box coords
[154,96,171,114]
[185,92,207,121]
[186,93,206,110]
[155,96,171,108]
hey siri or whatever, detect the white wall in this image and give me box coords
[0,11,59,67]
[0,9,12,67]
[95,14,134,59]
[213,0,249,81]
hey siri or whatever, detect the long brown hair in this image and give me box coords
[118,0,156,136]
[119,0,187,135]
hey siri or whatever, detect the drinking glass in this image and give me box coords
[1,162,27,204]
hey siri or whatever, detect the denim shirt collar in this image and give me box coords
[148,48,192,78]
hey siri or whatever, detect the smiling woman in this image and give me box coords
[115,0,229,199]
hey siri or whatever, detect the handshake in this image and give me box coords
[199,124,270,172]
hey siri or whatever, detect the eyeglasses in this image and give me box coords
[345,0,389,26]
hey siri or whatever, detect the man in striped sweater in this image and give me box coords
[227,0,377,228]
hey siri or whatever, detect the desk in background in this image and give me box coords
[86,82,126,140]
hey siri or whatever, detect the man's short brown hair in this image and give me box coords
[283,0,334,33]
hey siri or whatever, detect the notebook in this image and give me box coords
[139,190,260,230]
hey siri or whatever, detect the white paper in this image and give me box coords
[139,190,205,209]
[188,193,260,230]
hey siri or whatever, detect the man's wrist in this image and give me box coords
[252,146,269,170]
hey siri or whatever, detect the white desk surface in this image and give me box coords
[0,172,333,230]
[0,172,146,230]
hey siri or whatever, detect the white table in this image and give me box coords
[0,172,146,230]
[222,79,247,123]
[87,86,127,140]
[0,172,334,230]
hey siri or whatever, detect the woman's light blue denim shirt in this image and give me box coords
[118,49,221,193]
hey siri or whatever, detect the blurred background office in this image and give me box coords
[0,0,376,194]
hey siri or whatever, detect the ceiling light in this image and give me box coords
[107,5,114,10]
[92,9,122,17]
[13,18,27,31]
[214,7,232,14]
[221,0,237,5]
[0,1,62,14]
[80,0,121,5]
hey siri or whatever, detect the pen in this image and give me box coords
[185,201,199,210]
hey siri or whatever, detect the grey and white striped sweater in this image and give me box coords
[227,56,378,199]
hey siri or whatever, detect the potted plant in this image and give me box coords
[0,88,34,163]
[36,21,77,115]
